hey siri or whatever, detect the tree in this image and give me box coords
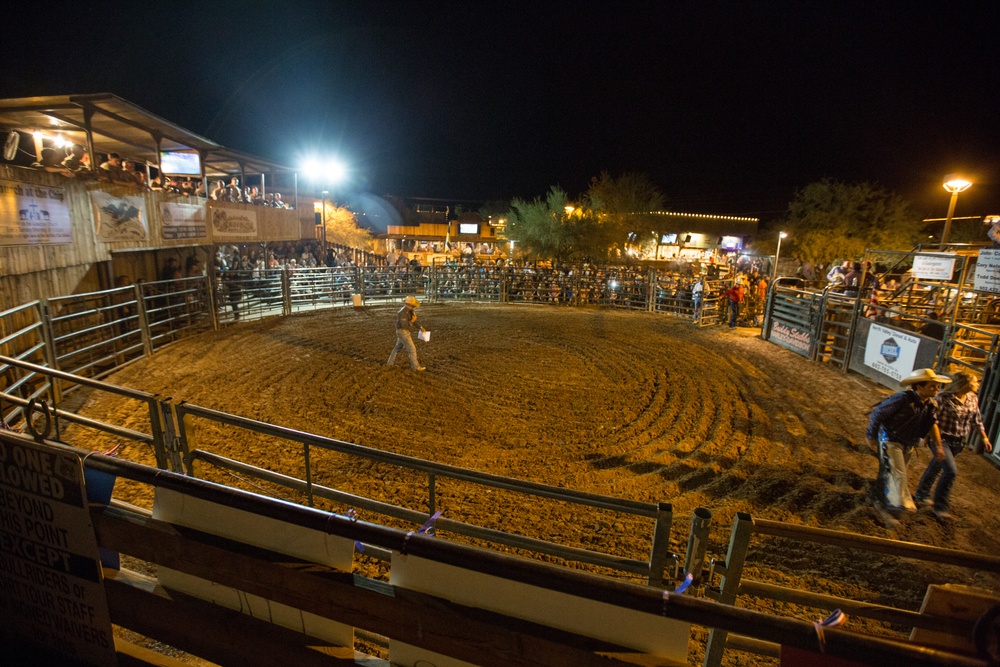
[506,187,575,263]
[323,203,372,249]
[584,172,665,258]
[781,179,918,264]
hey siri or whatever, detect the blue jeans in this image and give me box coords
[729,301,740,328]
[914,440,959,511]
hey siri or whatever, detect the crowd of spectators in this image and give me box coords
[28,145,293,208]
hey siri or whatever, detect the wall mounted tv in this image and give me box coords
[459,223,479,235]
[159,151,202,176]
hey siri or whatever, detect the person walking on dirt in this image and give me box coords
[387,295,426,371]
[914,371,993,520]
[866,368,949,513]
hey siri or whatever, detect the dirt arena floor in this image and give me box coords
[70,303,1000,665]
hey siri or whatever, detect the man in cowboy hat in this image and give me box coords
[866,368,950,514]
[387,295,426,371]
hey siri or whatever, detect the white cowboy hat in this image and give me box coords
[404,296,420,307]
[899,368,952,387]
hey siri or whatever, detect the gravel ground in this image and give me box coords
[68,303,1000,665]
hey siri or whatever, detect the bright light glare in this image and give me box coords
[54,136,67,148]
[304,157,348,184]
[943,178,972,194]
[779,231,788,239]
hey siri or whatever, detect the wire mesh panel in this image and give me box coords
[47,286,147,377]
[605,266,650,310]
[288,266,356,312]
[140,277,213,351]
[213,269,283,323]
[360,266,423,304]
[504,264,578,305]
[430,263,502,302]
[652,272,696,318]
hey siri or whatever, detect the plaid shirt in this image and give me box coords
[936,392,984,442]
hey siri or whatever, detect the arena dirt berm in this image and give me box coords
[72,302,1000,664]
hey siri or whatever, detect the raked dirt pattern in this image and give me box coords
[69,303,1000,665]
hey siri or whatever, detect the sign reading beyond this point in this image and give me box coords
[0,435,117,666]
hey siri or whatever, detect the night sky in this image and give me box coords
[4,1,998,222]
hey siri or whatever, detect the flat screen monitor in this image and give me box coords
[160,151,202,176]
[459,223,479,235]
[661,233,678,244]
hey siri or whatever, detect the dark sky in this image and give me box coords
[4,1,998,223]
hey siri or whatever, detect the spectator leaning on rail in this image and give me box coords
[866,368,949,514]
[387,296,426,371]
[914,371,993,520]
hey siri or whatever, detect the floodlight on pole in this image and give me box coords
[303,157,348,256]
[941,176,972,245]
[773,231,787,280]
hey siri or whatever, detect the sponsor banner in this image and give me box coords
[911,253,956,281]
[210,206,257,237]
[91,191,148,242]
[0,435,116,667]
[974,248,1000,294]
[769,318,813,358]
[0,179,73,245]
[159,202,208,241]
[863,323,919,382]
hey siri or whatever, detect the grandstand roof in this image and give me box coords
[0,93,294,177]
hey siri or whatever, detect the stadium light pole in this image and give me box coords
[773,231,787,280]
[941,177,972,245]
[304,158,348,258]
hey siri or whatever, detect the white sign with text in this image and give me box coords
[974,249,1000,294]
[863,323,920,382]
[912,253,956,281]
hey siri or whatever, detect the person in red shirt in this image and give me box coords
[727,280,745,329]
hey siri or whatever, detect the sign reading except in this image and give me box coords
[911,253,956,281]
[0,436,116,666]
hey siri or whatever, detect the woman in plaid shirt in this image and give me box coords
[914,371,993,520]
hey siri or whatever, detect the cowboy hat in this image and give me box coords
[404,296,420,307]
[899,368,952,387]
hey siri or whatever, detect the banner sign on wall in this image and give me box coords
[0,179,73,245]
[863,323,920,382]
[768,318,813,358]
[209,206,257,238]
[159,202,208,241]
[973,248,1000,294]
[91,191,148,242]
[911,253,956,281]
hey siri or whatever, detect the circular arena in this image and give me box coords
[69,302,1000,663]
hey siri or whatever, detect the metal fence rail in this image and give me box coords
[701,512,1000,666]
[175,400,677,585]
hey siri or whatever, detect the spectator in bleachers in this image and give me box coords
[60,144,88,172]
[210,180,226,200]
[100,153,128,182]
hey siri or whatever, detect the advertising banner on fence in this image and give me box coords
[159,202,208,241]
[862,323,920,382]
[0,179,73,245]
[209,206,257,238]
[768,318,813,358]
[0,435,117,666]
[974,248,1000,294]
[91,191,148,242]
[911,253,956,281]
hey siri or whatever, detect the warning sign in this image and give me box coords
[0,435,116,666]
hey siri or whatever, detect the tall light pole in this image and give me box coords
[941,177,972,245]
[303,158,347,261]
[773,231,787,280]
